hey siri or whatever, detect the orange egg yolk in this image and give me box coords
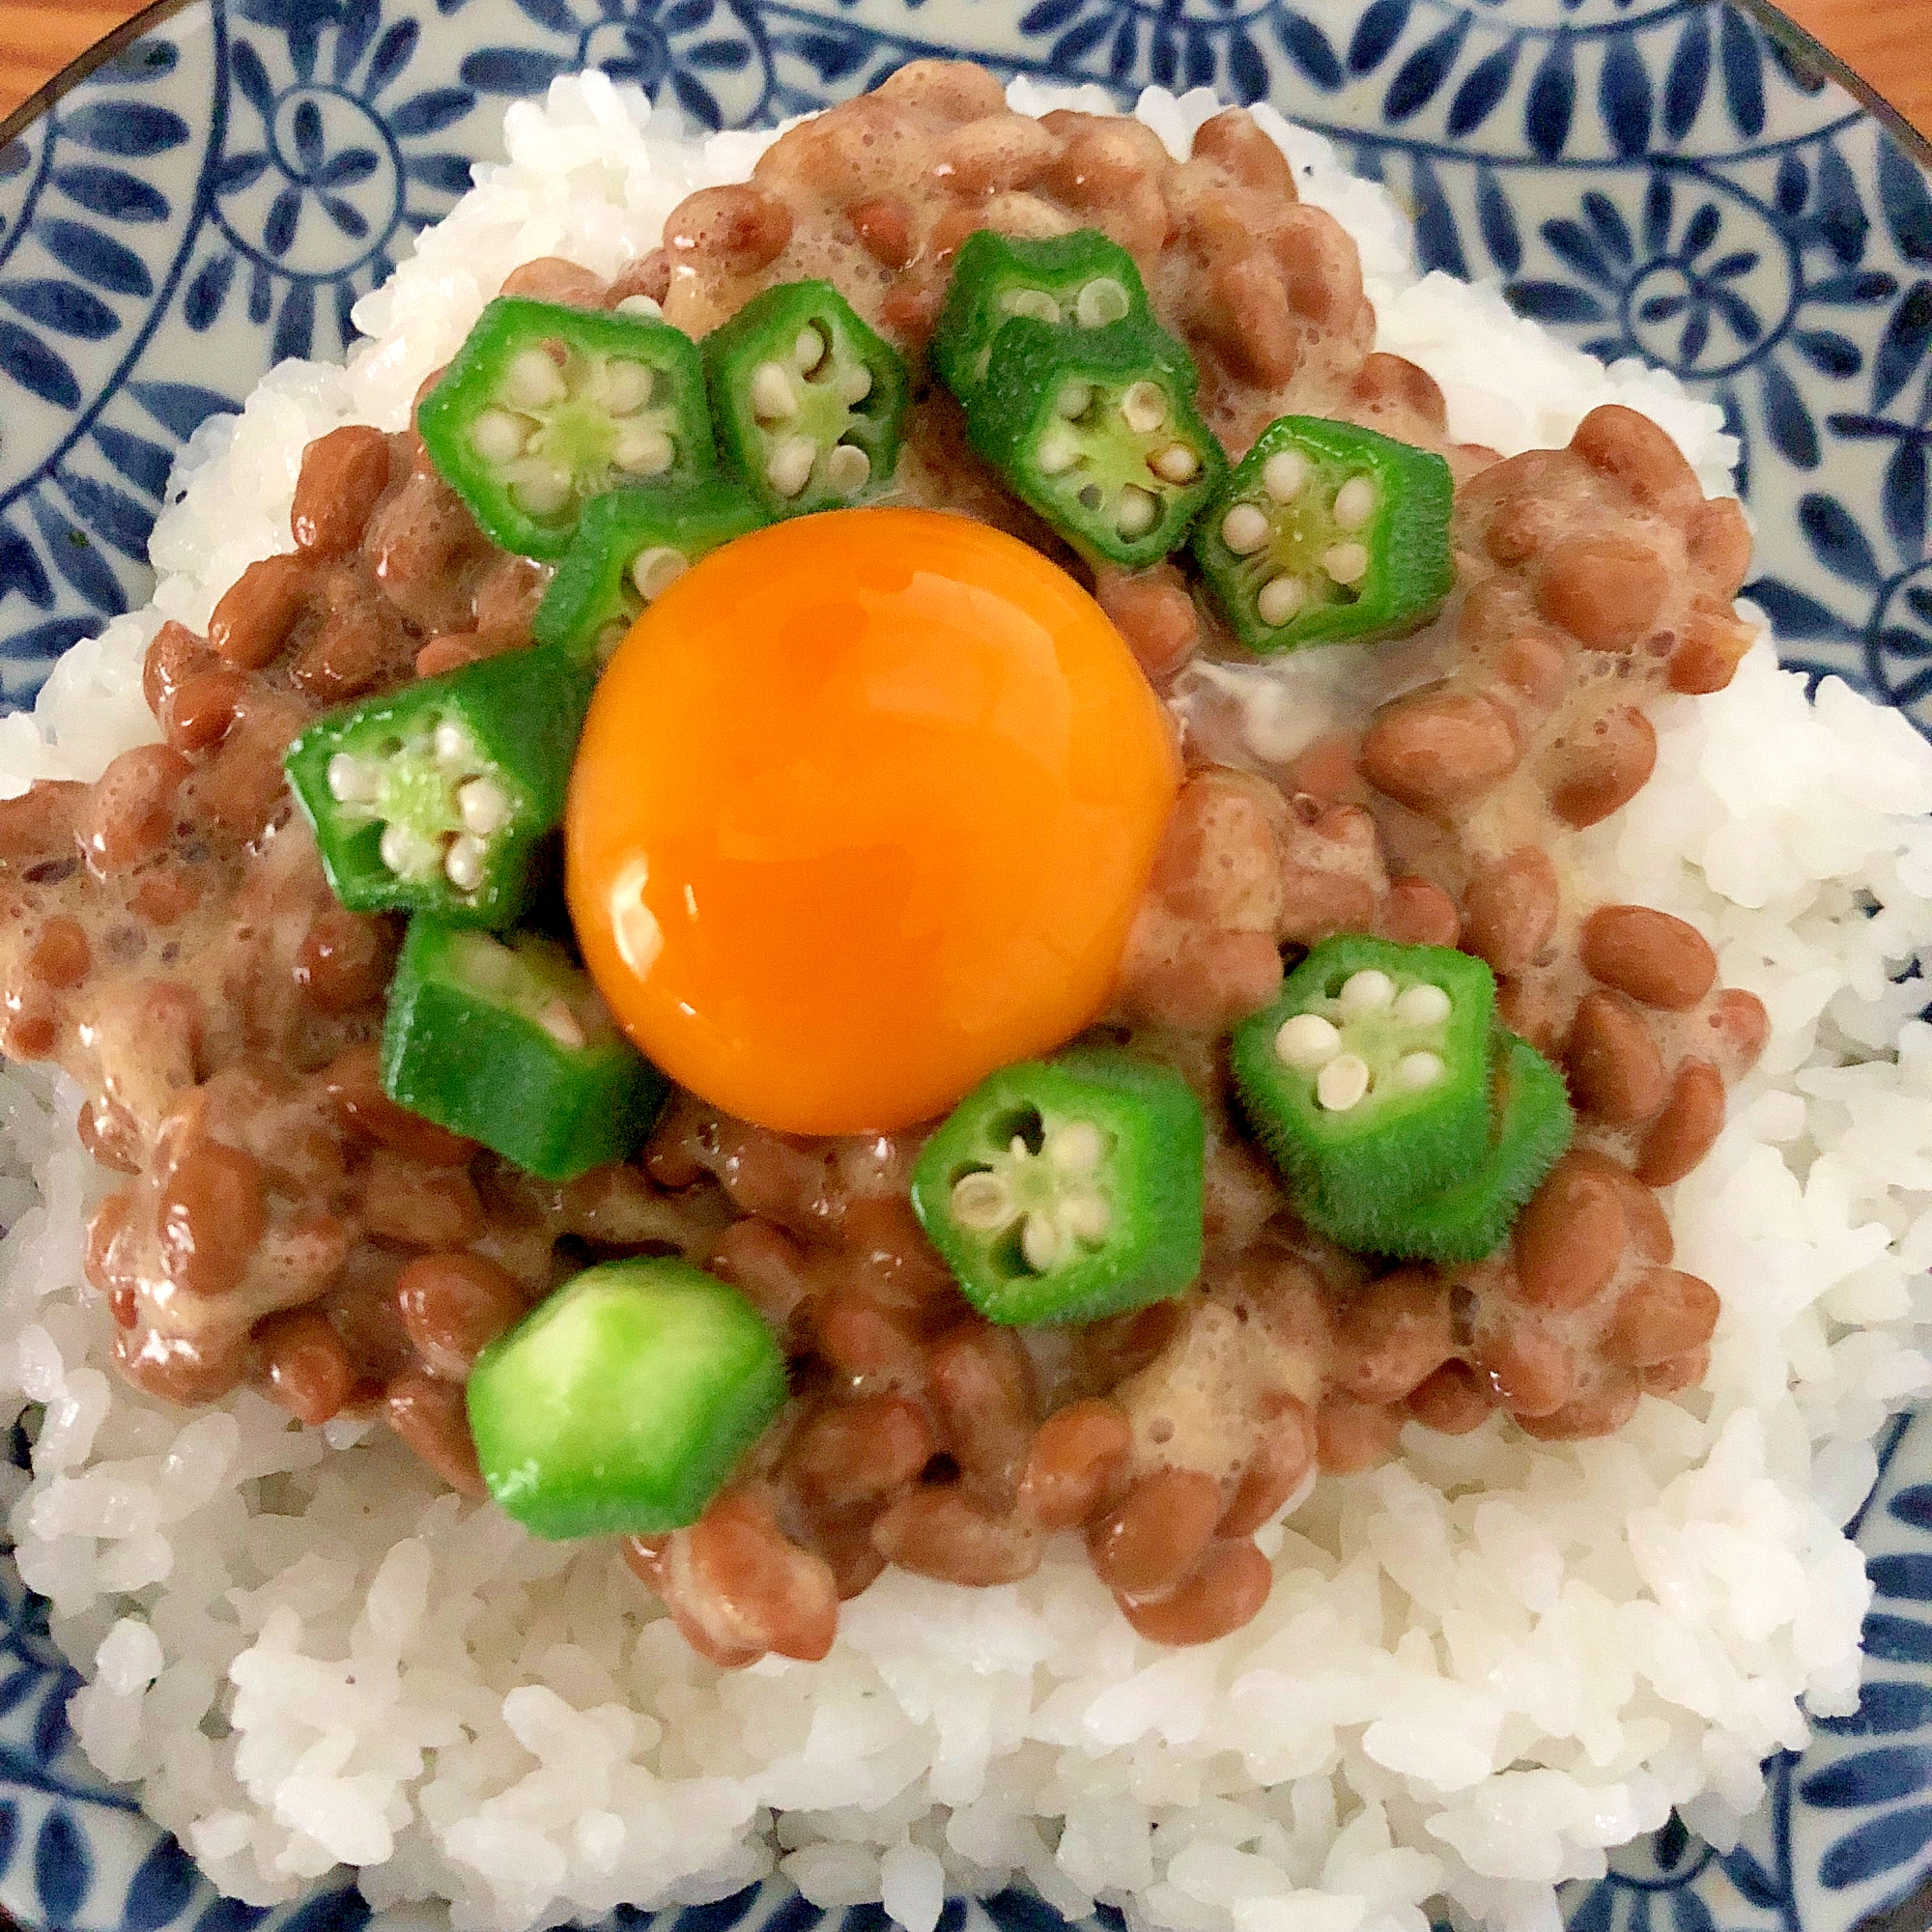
[565,507,1180,1136]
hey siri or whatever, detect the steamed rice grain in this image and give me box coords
[0,70,1929,1932]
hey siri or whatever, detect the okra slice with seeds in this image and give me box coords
[910,1049,1204,1326]
[1301,1030,1573,1262]
[381,919,669,1182]
[416,297,716,560]
[931,228,1153,397]
[1232,936,1496,1219]
[284,646,593,928]
[703,280,908,519]
[964,317,1226,569]
[532,477,769,665]
[468,1258,786,1539]
[1193,416,1454,654]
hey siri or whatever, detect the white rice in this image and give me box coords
[1,71,1930,1932]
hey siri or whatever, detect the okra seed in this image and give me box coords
[1316,1053,1372,1112]
[1116,488,1158,539]
[1222,504,1271,555]
[1256,575,1309,627]
[1049,1121,1106,1173]
[1333,476,1377,531]
[615,295,663,320]
[766,437,817,498]
[457,777,513,837]
[794,327,826,374]
[631,546,689,602]
[536,998,587,1051]
[379,822,442,880]
[434,721,474,765]
[508,461,572,517]
[469,410,527,466]
[826,444,871,495]
[1075,277,1131,327]
[1021,1214,1065,1272]
[1062,1189,1111,1242]
[1056,382,1092,419]
[1151,443,1199,483]
[1393,1051,1444,1093]
[1263,449,1309,502]
[450,931,516,995]
[952,1171,1013,1231]
[751,361,797,420]
[444,834,488,893]
[604,361,653,416]
[1321,543,1370,587]
[614,428,674,476]
[838,363,873,406]
[1005,290,1062,326]
[1393,983,1451,1027]
[503,349,567,412]
[1077,485,1104,512]
[1275,1011,1342,1069]
[326,753,381,806]
[1121,383,1167,435]
[1037,429,1080,477]
[1337,970,1396,1017]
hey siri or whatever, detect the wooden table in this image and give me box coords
[3,0,1931,136]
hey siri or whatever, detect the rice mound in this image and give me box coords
[1,71,1930,1932]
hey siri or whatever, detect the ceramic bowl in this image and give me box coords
[2,3,1930,1930]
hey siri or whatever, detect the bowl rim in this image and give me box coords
[3,7,1932,1932]
[4,0,1931,168]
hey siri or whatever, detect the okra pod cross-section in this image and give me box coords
[963,316,1226,569]
[703,280,908,519]
[417,297,717,560]
[381,918,668,1181]
[932,227,1154,398]
[284,644,593,929]
[1194,416,1454,654]
[911,1048,1205,1326]
[1299,1028,1574,1261]
[1233,935,1497,1225]
[533,477,770,665]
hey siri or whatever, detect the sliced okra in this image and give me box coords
[702,281,908,519]
[416,297,716,560]
[963,317,1226,568]
[381,918,669,1182]
[1194,416,1454,654]
[1301,1029,1573,1262]
[532,477,769,665]
[931,227,1153,398]
[468,1257,786,1539]
[910,1048,1204,1326]
[1232,935,1496,1223]
[283,646,593,928]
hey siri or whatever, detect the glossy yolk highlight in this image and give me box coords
[565,507,1180,1135]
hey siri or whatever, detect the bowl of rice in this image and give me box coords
[3,7,1932,1932]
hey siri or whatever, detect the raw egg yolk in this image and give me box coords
[565,506,1179,1135]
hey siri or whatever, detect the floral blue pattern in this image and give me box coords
[1,2,1931,1931]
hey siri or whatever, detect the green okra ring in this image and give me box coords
[1195,415,1454,654]
[417,297,716,560]
[703,280,908,520]
[911,1048,1205,1326]
[1233,935,1497,1218]
[284,645,592,929]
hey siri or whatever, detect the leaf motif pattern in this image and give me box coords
[7,4,1932,1923]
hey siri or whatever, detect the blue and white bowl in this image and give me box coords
[3,3,1931,1931]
